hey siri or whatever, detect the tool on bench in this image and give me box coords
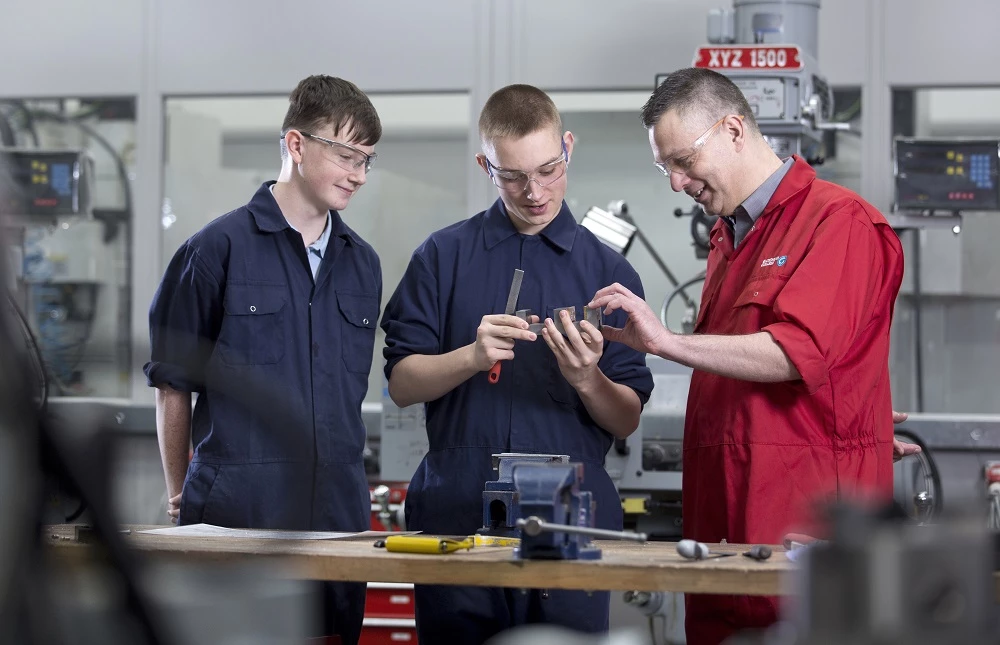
[743,545,772,561]
[372,532,520,555]
[474,534,520,547]
[676,539,736,561]
[488,269,525,384]
[517,516,647,543]
[376,535,474,554]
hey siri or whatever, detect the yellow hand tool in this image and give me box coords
[375,534,520,554]
[473,534,520,547]
[382,535,474,554]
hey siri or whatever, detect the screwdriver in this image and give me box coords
[376,535,475,554]
[373,534,519,554]
[676,539,736,560]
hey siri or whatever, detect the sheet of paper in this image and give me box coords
[137,524,418,540]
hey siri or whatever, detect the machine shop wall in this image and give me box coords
[0,0,872,97]
[0,0,144,97]
[883,0,1000,88]
[153,1,477,95]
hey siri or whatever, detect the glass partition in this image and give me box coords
[890,87,1000,413]
[1,97,135,398]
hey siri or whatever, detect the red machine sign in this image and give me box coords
[692,45,803,71]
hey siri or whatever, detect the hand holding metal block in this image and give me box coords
[516,305,602,338]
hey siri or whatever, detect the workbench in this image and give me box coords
[46,524,786,596]
[47,525,1000,603]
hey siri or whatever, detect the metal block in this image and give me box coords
[491,452,568,478]
[518,305,603,336]
[552,306,577,336]
[550,306,605,336]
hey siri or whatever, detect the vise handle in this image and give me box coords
[516,516,647,543]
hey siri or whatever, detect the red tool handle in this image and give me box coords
[487,360,502,384]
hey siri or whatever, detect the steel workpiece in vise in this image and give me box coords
[511,461,602,561]
[478,453,570,539]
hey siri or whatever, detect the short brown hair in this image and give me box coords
[478,84,562,147]
[280,75,382,157]
[641,68,759,135]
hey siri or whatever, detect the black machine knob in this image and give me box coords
[642,443,667,470]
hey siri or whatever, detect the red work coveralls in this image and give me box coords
[683,157,905,645]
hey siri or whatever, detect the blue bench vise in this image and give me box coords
[478,453,570,539]
[511,461,603,561]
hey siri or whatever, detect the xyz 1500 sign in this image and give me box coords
[692,46,802,71]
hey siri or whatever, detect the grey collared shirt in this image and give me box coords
[301,213,332,280]
[270,184,332,279]
[725,156,794,248]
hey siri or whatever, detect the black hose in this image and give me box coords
[10,102,40,147]
[0,110,16,147]
[893,428,942,520]
[910,231,925,412]
[660,272,706,333]
[5,294,47,413]
[0,255,38,645]
[616,205,696,308]
[64,499,87,523]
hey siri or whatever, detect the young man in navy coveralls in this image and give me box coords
[146,75,382,645]
[380,84,654,644]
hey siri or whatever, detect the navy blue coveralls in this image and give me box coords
[380,199,653,645]
[144,182,381,645]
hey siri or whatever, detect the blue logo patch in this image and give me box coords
[777,256,788,267]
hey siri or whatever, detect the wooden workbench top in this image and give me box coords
[45,524,787,596]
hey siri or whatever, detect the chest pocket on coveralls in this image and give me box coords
[337,291,378,374]
[732,277,785,310]
[218,285,287,366]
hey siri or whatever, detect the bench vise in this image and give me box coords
[478,453,570,539]
[511,461,603,561]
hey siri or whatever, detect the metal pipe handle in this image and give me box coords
[517,516,648,543]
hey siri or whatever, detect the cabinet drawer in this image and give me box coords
[360,618,417,645]
[365,583,415,618]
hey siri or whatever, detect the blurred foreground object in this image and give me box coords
[729,502,999,645]
[485,625,652,645]
[1,158,321,642]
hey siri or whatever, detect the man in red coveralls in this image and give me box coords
[589,68,913,645]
